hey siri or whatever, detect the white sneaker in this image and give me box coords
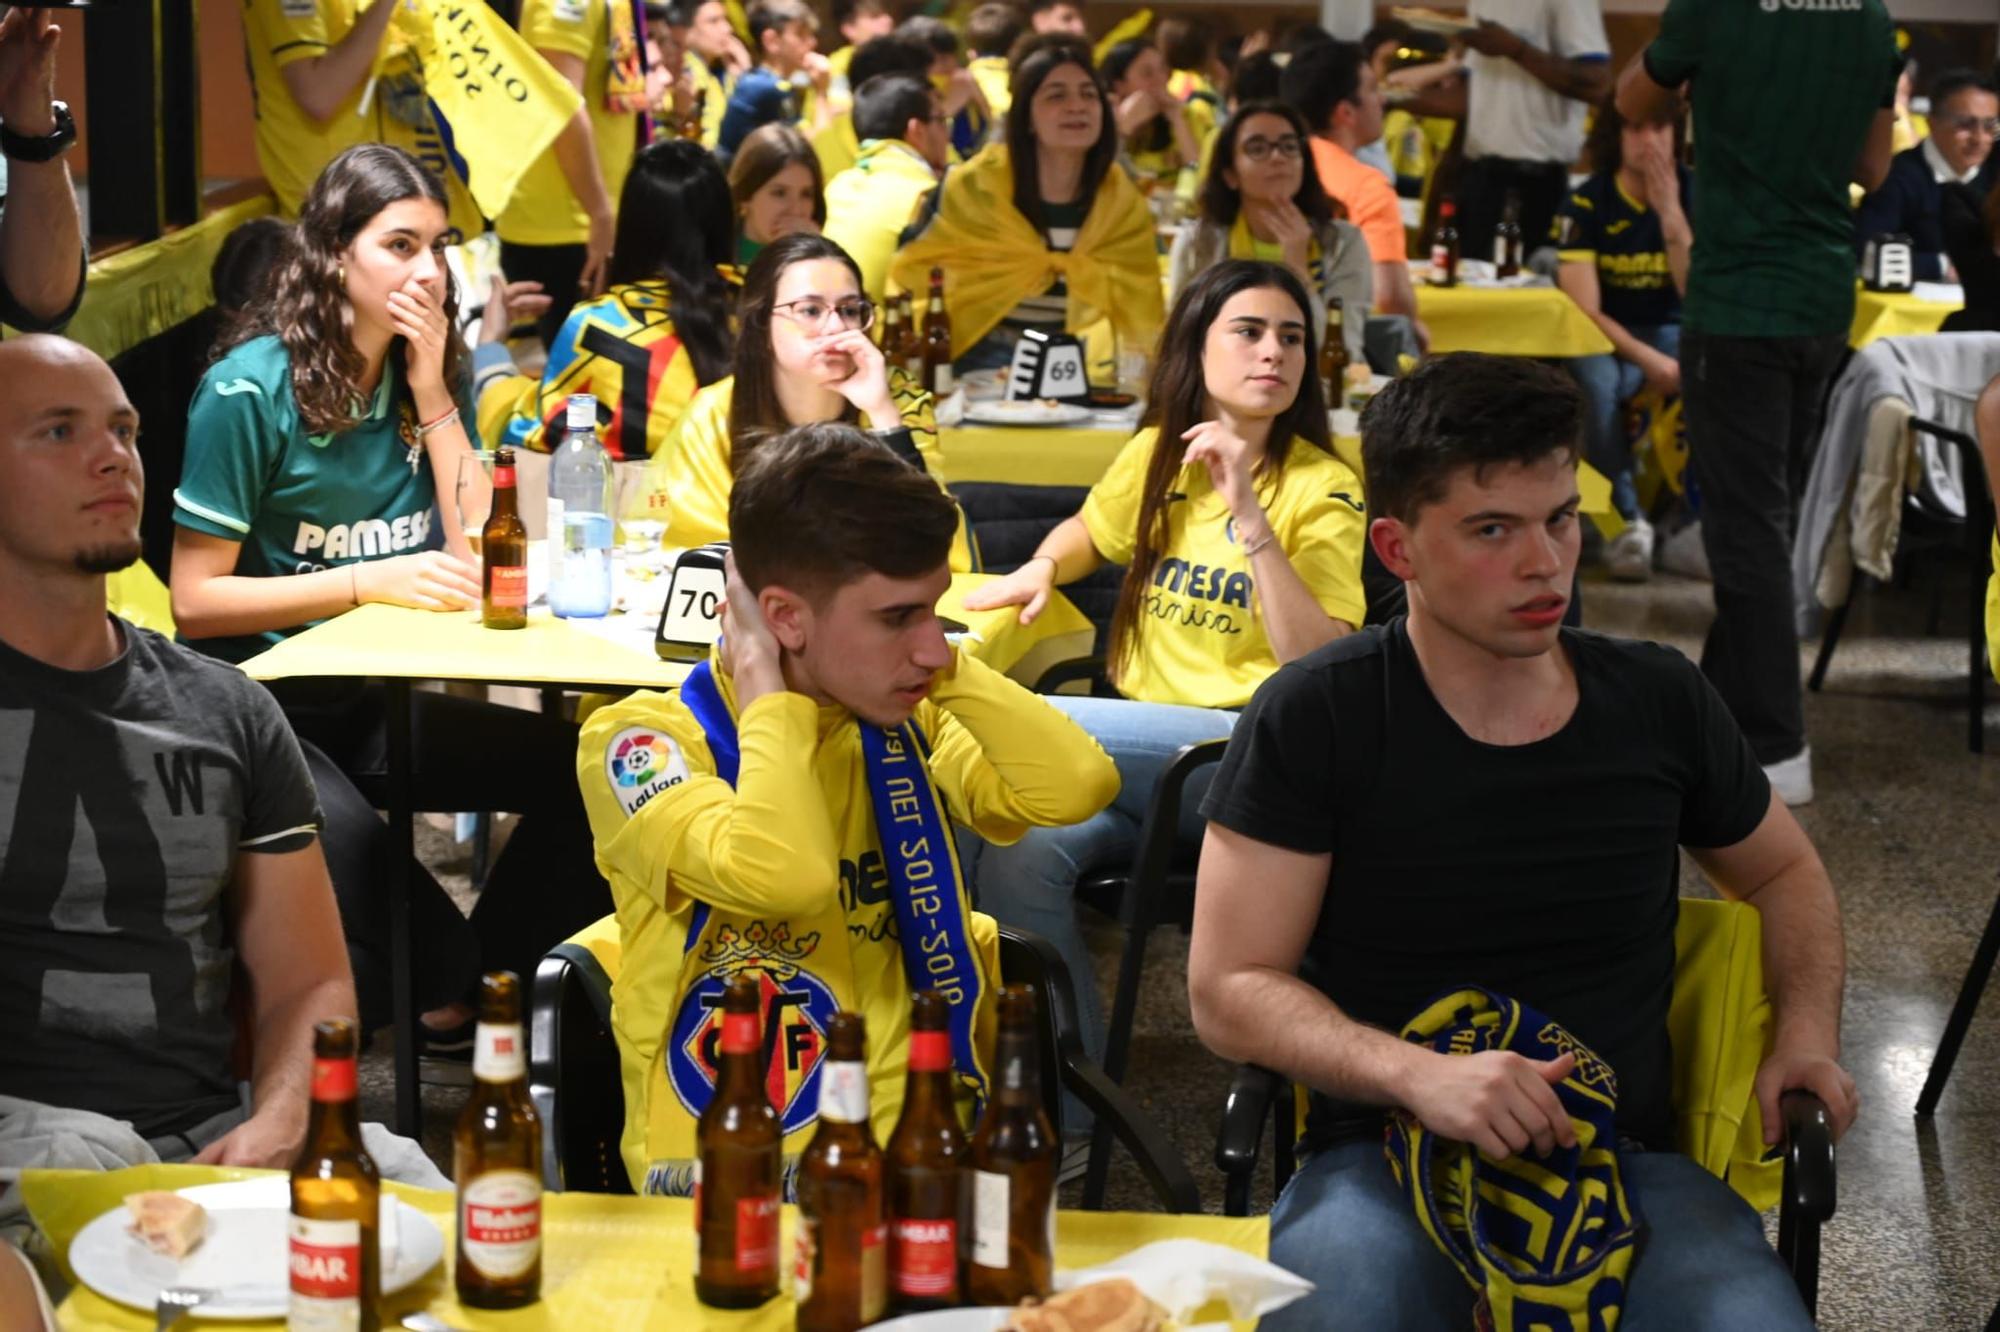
[1658,520,1712,581]
[1763,746,1813,806]
[1605,516,1655,582]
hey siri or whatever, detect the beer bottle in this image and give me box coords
[965,985,1058,1306]
[920,267,954,398]
[880,289,904,352]
[290,1019,380,1332]
[454,971,543,1309]
[1493,189,1523,279]
[894,291,923,380]
[695,973,783,1308]
[1318,297,1350,408]
[681,88,706,141]
[1429,199,1461,288]
[795,1012,887,1331]
[481,448,529,630]
[886,991,967,1314]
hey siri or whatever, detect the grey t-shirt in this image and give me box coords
[0,618,322,1137]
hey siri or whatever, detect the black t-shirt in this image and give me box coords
[1554,168,1693,330]
[1201,620,1770,1151]
[0,619,323,1137]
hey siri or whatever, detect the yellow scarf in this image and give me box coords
[890,143,1164,360]
[1225,212,1325,284]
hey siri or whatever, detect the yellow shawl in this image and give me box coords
[890,143,1164,360]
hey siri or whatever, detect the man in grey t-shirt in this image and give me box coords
[0,335,353,1168]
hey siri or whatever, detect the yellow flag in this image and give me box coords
[390,0,584,218]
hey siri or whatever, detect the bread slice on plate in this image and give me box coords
[123,1192,208,1260]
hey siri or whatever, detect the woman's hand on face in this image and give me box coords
[959,558,1056,625]
[354,551,481,613]
[389,278,452,404]
[1182,419,1262,514]
[816,327,901,423]
[1249,199,1315,271]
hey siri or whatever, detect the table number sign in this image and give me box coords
[1006,330,1091,405]
[655,542,728,662]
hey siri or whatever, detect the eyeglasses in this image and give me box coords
[1239,135,1304,162]
[771,296,876,331]
[1942,115,2000,137]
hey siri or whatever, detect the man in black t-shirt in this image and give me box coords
[0,337,354,1184]
[1189,354,1855,1329]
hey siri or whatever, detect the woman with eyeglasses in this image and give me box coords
[960,261,1367,1106]
[636,231,973,568]
[1169,100,1371,369]
[890,33,1164,372]
[729,122,827,267]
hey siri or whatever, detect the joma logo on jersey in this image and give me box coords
[1152,556,1251,608]
[667,963,841,1134]
[291,511,433,560]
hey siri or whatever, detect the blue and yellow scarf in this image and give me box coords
[1385,988,1640,1331]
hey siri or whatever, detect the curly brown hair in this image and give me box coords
[222,144,465,438]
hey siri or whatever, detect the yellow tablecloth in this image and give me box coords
[1849,286,1961,347]
[237,575,1091,690]
[29,1165,1269,1331]
[9,195,279,362]
[1415,283,1615,359]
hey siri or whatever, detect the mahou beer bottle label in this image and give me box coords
[893,1216,957,1297]
[473,1022,526,1082]
[289,1214,362,1330]
[459,1168,541,1280]
[311,1055,356,1103]
[971,1169,1009,1268]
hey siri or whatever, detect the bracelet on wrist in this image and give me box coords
[1242,530,1278,559]
[1027,553,1059,579]
[414,407,461,440]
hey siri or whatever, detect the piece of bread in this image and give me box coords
[1006,1278,1167,1332]
[123,1192,207,1260]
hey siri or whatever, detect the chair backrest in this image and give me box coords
[527,937,632,1194]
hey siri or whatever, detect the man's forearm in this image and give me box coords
[1751,867,1846,1058]
[288,0,397,124]
[1502,38,1609,103]
[1191,961,1417,1107]
[0,157,81,321]
[551,109,614,226]
[248,974,355,1136]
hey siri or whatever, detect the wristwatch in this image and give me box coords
[1,101,76,164]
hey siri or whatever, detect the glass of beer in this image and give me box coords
[455,451,496,560]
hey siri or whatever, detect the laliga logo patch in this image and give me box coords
[667,961,841,1135]
[607,727,690,817]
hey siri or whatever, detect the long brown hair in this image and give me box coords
[224,144,465,438]
[1106,260,1332,685]
[1005,34,1118,230]
[728,122,829,229]
[727,232,869,471]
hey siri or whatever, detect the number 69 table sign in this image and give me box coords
[654,542,728,662]
[1005,329,1092,405]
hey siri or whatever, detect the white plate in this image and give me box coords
[69,1177,444,1320]
[962,400,1096,428]
[956,367,1011,402]
[867,1309,1015,1331]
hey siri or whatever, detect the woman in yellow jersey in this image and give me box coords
[1169,101,1372,368]
[637,232,973,569]
[728,121,827,267]
[890,34,1163,373]
[1102,38,1207,189]
[490,139,737,461]
[961,260,1368,1085]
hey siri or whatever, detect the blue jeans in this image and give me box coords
[1567,322,1681,522]
[965,696,1236,1127]
[1264,1138,1815,1331]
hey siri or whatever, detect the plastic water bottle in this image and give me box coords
[548,394,613,619]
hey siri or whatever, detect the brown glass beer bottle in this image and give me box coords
[1429,199,1461,288]
[920,267,954,398]
[965,984,1058,1306]
[1493,189,1524,279]
[453,971,543,1308]
[795,1012,887,1331]
[1318,297,1350,407]
[481,447,529,630]
[886,991,967,1313]
[894,291,923,379]
[290,1019,380,1332]
[695,973,783,1308]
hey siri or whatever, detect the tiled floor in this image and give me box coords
[364,564,2000,1329]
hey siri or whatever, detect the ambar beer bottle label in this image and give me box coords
[459,1168,542,1279]
[289,1214,363,1331]
[736,1194,780,1272]
[892,1217,958,1297]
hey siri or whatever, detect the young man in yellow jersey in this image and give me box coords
[496,0,647,348]
[577,423,1118,1194]
[240,0,400,217]
[823,75,950,306]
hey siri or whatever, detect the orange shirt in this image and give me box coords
[1310,137,1407,269]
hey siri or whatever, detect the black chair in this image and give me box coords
[1214,1074,1837,1316]
[1916,868,2000,1118]
[1807,416,1993,753]
[526,923,1201,1211]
